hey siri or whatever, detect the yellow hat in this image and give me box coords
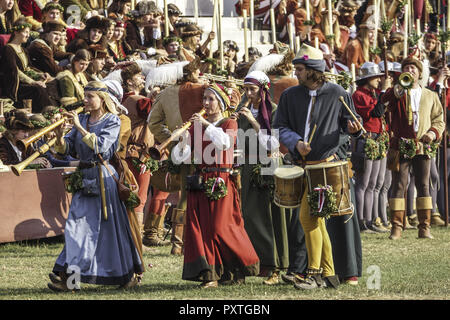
[292,44,325,72]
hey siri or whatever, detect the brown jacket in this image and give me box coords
[122,95,155,161]
[28,39,65,77]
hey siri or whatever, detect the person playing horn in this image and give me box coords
[173,83,260,289]
[48,81,144,292]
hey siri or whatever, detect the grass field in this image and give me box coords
[0,226,449,300]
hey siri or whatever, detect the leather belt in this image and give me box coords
[201,167,233,173]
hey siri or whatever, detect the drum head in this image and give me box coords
[304,160,348,170]
[274,165,304,179]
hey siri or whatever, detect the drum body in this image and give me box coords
[304,161,353,216]
[273,165,305,208]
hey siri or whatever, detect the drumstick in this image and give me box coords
[338,96,367,134]
[308,124,317,144]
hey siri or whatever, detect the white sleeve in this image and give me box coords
[258,130,280,151]
[171,142,191,164]
[205,124,232,150]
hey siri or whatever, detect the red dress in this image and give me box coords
[182,118,260,282]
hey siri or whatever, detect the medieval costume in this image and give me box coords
[237,71,290,284]
[351,62,390,233]
[0,28,51,113]
[147,59,207,255]
[273,44,362,289]
[51,82,143,289]
[28,21,69,77]
[56,67,89,107]
[176,84,260,286]
[66,15,109,54]
[381,57,445,239]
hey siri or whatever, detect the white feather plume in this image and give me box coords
[248,54,285,74]
[145,61,190,90]
[103,69,123,83]
[136,59,158,76]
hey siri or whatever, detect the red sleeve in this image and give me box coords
[352,90,375,121]
[136,97,152,120]
[18,0,34,17]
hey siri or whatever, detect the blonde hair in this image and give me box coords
[84,81,118,115]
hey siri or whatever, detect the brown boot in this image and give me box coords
[417,209,433,239]
[142,213,169,247]
[431,213,446,227]
[416,197,433,239]
[389,210,404,240]
[388,198,405,240]
[170,208,185,255]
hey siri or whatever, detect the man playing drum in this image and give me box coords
[273,44,363,290]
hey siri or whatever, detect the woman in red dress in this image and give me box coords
[173,83,260,288]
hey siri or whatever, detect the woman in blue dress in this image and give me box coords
[48,81,144,291]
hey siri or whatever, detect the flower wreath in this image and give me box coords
[124,182,140,209]
[399,137,417,159]
[204,177,228,201]
[44,107,67,120]
[307,184,338,219]
[364,137,380,160]
[377,131,390,159]
[30,119,51,129]
[424,142,439,158]
[132,157,159,175]
[250,163,275,200]
[11,23,32,33]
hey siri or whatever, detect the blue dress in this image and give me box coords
[52,113,144,285]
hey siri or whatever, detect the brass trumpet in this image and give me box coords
[399,72,414,89]
[16,106,84,152]
[11,137,56,176]
[201,73,244,86]
[148,109,207,160]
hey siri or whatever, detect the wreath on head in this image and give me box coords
[11,23,32,33]
[43,107,67,120]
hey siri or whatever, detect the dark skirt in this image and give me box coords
[325,179,363,279]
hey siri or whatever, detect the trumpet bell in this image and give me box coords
[399,72,413,89]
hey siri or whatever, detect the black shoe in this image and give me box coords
[48,272,62,284]
[323,275,340,289]
[359,219,376,233]
[281,272,305,284]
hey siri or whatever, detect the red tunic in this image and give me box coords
[182,118,260,282]
[352,86,382,134]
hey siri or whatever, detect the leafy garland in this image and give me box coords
[438,30,450,51]
[381,18,393,35]
[64,169,83,193]
[160,158,181,174]
[364,137,380,160]
[377,131,390,159]
[336,71,352,90]
[424,142,439,158]
[132,157,159,174]
[0,120,5,133]
[43,107,67,120]
[399,137,417,159]
[369,46,382,56]
[24,69,42,81]
[30,119,51,129]
[124,182,140,209]
[408,32,421,47]
[250,163,275,200]
[307,184,338,219]
[204,177,228,201]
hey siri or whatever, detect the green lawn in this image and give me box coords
[0,227,449,300]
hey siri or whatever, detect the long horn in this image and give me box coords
[16,106,84,152]
[148,109,206,160]
[11,137,57,176]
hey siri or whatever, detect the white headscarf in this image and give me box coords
[102,79,128,114]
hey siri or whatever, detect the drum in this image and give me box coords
[304,161,353,216]
[273,165,305,208]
